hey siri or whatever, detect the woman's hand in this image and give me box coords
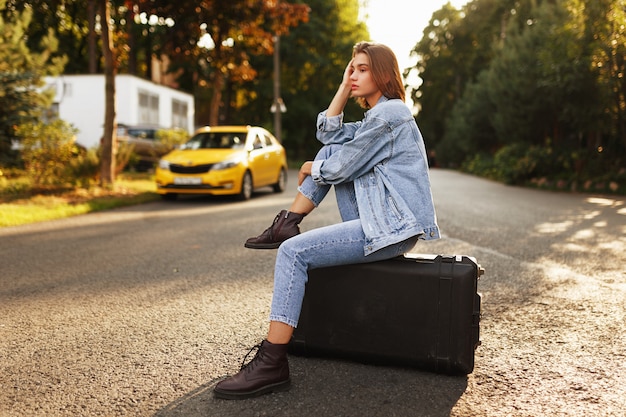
[342,59,354,87]
[327,59,354,117]
[298,161,313,185]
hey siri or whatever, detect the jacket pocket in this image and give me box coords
[387,194,402,221]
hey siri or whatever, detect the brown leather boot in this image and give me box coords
[244,210,305,249]
[213,340,291,400]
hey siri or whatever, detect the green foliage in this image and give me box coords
[9,0,622,194]
[0,173,31,196]
[112,142,136,175]
[484,0,600,147]
[2,0,86,73]
[414,0,625,192]
[17,119,80,186]
[138,0,310,126]
[413,0,517,150]
[462,139,624,194]
[462,143,551,184]
[496,143,546,184]
[0,173,160,227]
[66,148,100,188]
[238,0,369,159]
[156,128,190,149]
[0,0,67,166]
[438,70,498,166]
[9,0,369,162]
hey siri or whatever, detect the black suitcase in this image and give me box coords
[289,254,483,375]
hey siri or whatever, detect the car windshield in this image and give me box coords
[126,128,157,139]
[181,132,246,150]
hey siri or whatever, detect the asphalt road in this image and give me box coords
[1,169,625,417]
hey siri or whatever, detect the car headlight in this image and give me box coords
[158,159,170,170]
[212,156,243,171]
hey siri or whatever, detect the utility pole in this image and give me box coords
[271,34,286,141]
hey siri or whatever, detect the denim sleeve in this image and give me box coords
[311,160,324,183]
[316,111,361,145]
[313,115,391,185]
[316,111,343,131]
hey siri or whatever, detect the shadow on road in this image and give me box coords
[155,357,468,417]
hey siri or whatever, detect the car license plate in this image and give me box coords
[174,177,201,185]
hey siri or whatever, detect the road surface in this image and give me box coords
[1,169,624,416]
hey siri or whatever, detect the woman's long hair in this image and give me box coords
[352,41,405,109]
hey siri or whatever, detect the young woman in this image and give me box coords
[213,41,440,400]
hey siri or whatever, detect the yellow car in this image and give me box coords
[155,125,288,200]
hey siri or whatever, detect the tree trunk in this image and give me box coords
[209,70,225,126]
[87,0,98,73]
[99,0,117,186]
[127,5,137,75]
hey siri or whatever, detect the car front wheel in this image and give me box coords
[239,171,253,200]
[272,168,287,193]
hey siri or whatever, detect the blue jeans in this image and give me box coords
[268,145,420,327]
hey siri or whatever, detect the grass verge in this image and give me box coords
[0,174,160,228]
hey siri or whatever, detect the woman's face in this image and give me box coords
[349,52,382,105]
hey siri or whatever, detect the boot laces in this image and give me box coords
[268,213,282,237]
[257,213,281,240]
[240,343,264,372]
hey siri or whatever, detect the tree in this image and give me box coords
[2,0,99,74]
[237,0,369,159]
[99,0,117,186]
[421,0,626,182]
[410,3,464,148]
[411,0,521,150]
[87,0,98,73]
[135,0,310,126]
[0,0,66,166]
[18,119,79,186]
[584,0,626,161]
[440,70,498,165]
[10,0,370,164]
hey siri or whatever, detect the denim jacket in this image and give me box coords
[311,96,440,255]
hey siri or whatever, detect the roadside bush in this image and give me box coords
[462,152,498,180]
[66,148,100,188]
[157,128,189,149]
[114,141,137,174]
[94,140,137,175]
[0,167,26,179]
[492,143,550,184]
[0,173,31,196]
[462,142,552,184]
[462,141,624,195]
[17,120,80,187]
